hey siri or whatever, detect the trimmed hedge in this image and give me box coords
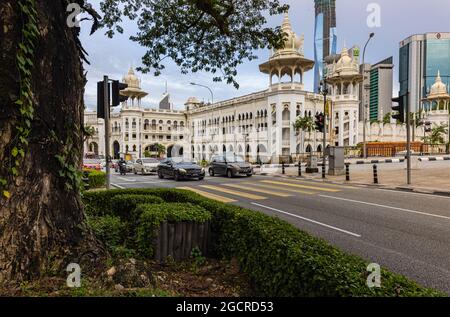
[85,170,106,188]
[135,203,211,257]
[82,189,444,297]
[110,194,164,220]
[87,215,131,257]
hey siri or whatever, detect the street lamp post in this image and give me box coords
[190,82,214,104]
[319,80,329,178]
[361,33,375,159]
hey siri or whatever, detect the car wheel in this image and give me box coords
[209,168,215,177]
[227,169,234,178]
[142,169,145,175]
[158,171,164,179]
[133,169,137,175]
[198,177,205,181]
[174,172,180,182]
[246,174,253,177]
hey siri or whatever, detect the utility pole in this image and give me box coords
[103,76,111,190]
[406,93,411,185]
[362,33,375,159]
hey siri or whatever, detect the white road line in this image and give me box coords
[116,177,137,182]
[319,195,450,221]
[114,181,172,185]
[111,183,125,189]
[251,202,362,238]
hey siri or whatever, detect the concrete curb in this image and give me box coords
[418,156,450,162]
[255,158,406,169]
[255,173,450,198]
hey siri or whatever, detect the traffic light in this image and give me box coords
[112,80,129,107]
[315,113,325,132]
[97,81,110,119]
[392,96,405,124]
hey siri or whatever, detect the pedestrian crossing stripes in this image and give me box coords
[177,179,343,203]
[260,180,341,192]
[199,185,267,200]
[222,183,292,197]
[177,187,236,203]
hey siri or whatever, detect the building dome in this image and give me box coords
[336,47,353,69]
[274,13,304,56]
[185,97,200,105]
[123,67,141,89]
[430,71,448,96]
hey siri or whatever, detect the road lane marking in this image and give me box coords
[117,177,137,182]
[251,203,362,238]
[177,187,236,203]
[200,185,266,200]
[222,183,292,197]
[111,183,125,189]
[319,195,450,221]
[246,182,316,195]
[114,181,172,185]
[285,179,355,189]
[261,180,340,192]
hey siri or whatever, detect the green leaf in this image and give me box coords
[11,147,19,157]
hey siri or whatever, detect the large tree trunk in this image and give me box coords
[0,0,105,284]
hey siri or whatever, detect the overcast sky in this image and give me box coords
[80,0,450,111]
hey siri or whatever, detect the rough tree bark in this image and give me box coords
[0,0,105,284]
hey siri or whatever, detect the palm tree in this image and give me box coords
[83,125,96,153]
[294,116,316,159]
[423,124,448,145]
[156,144,166,158]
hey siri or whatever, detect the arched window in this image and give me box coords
[144,119,149,130]
[132,119,136,129]
[133,145,137,152]
[125,119,129,129]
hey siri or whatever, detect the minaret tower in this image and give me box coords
[424,71,450,142]
[326,46,363,146]
[259,13,314,92]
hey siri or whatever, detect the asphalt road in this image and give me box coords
[110,171,450,294]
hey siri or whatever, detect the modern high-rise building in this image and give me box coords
[359,57,394,122]
[399,32,450,112]
[314,0,337,92]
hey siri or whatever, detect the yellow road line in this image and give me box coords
[285,178,354,189]
[223,183,292,197]
[177,187,236,203]
[199,185,267,200]
[260,180,340,192]
[246,183,315,195]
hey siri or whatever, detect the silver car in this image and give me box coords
[133,158,160,175]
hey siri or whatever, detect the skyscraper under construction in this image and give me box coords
[314,0,337,92]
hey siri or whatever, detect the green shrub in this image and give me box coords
[82,189,443,297]
[136,203,211,257]
[87,215,127,253]
[83,188,202,217]
[87,170,106,189]
[110,194,164,221]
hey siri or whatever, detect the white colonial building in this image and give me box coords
[86,13,443,163]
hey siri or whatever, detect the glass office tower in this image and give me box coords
[314,0,337,92]
[399,33,450,112]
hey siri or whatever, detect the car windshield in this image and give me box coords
[169,157,185,164]
[225,154,245,163]
[142,158,159,164]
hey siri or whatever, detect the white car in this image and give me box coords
[133,158,160,175]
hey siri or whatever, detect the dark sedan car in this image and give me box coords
[157,158,205,181]
[209,153,253,178]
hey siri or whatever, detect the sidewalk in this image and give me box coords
[256,162,450,196]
